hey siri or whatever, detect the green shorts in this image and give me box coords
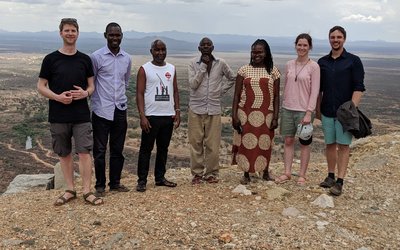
[321,115,352,145]
[280,108,314,137]
[50,122,93,157]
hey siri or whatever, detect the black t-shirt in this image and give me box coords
[39,50,94,123]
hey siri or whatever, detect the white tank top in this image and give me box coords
[142,61,176,116]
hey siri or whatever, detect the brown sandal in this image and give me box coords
[54,190,77,206]
[83,192,104,206]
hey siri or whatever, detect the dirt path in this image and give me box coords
[0,141,54,169]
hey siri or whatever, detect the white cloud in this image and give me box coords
[341,14,383,23]
[0,0,398,42]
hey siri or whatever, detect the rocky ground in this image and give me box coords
[1,53,399,249]
[0,131,399,249]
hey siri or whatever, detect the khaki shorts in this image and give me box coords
[50,122,93,157]
[280,108,314,137]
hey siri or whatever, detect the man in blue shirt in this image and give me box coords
[317,26,365,196]
[90,23,132,196]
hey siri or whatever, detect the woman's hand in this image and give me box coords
[302,111,312,124]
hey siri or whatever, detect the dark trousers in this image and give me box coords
[92,108,127,189]
[137,116,174,184]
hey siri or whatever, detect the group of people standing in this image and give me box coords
[37,18,364,206]
[230,26,364,197]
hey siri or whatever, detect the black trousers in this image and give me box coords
[137,116,174,184]
[92,108,127,189]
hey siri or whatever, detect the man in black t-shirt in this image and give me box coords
[37,18,103,206]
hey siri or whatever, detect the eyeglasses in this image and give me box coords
[61,18,77,22]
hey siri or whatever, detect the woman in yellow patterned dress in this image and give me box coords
[232,39,280,184]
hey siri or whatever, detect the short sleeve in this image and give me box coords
[39,55,51,80]
[271,66,281,81]
[237,65,247,78]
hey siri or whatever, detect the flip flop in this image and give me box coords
[275,174,291,184]
[297,176,307,186]
[54,190,77,206]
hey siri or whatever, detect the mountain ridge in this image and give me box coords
[1,30,399,55]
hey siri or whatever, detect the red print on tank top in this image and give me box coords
[165,72,171,80]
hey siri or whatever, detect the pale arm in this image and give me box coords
[37,77,72,105]
[352,91,363,107]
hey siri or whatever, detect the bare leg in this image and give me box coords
[78,152,102,204]
[299,144,311,178]
[55,154,75,203]
[283,136,295,176]
[60,154,74,190]
[78,152,92,194]
[325,143,337,174]
[337,144,350,179]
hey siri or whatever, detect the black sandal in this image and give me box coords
[54,190,77,206]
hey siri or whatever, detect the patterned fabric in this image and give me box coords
[232,65,280,173]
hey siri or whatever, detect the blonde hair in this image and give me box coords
[59,18,79,32]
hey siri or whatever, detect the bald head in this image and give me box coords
[151,39,166,49]
[199,37,213,46]
[198,37,214,56]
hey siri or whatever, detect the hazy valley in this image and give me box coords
[0,45,399,248]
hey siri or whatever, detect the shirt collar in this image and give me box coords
[329,48,348,59]
[102,46,123,56]
[196,55,219,64]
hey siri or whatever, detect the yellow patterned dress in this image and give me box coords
[232,64,280,173]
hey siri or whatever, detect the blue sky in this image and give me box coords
[1,0,399,42]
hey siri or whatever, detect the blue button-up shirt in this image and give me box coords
[90,46,132,121]
[318,49,365,117]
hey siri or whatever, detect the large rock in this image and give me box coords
[54,162,67,190]
[266,187,290,201]
[232,184,252,195]
[3,174,54,195]
[282,206,301,217]
[311,194,335,208]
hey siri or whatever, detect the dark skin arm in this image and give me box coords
[172,69,180,129]
[271,78,280,129]
[136,66,152,133]
[201,54,213,74]
[231,74,244,130]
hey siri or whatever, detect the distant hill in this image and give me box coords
[0,30,399,56]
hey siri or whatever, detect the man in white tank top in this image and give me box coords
[135,40,180,192]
